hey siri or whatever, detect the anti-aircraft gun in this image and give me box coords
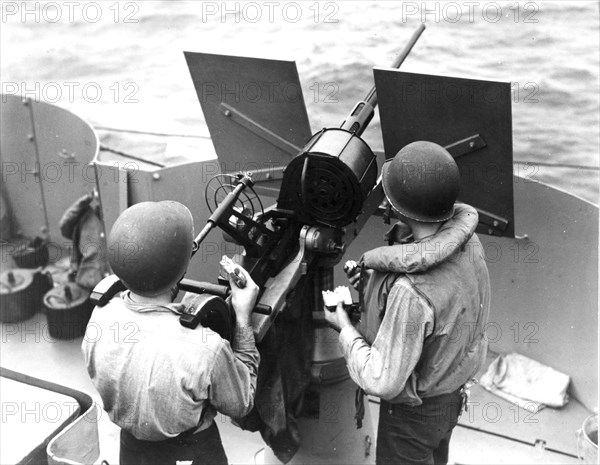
[180,25,514,336]
[180,26,428,343]
[92,24,516,464]
[182,23,515,464]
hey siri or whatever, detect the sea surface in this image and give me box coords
[1,1,599,203]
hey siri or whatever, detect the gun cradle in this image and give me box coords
[250,226,311,341]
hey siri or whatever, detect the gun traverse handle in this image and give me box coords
[178,279,229,298]
[180,278,271,315]
[254,303,272,315]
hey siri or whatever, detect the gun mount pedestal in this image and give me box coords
[259,265,375,464]
[262,378,376,465]
[263,325,376,465]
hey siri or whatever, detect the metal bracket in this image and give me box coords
[251,226,312,341]
[365,435,372,457]
[219,102,302,159]
[58,148,76,161]
[343,181,386,248]
[444,134,487,158]
[475,207,509,236]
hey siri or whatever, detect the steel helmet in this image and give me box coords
[108,201,194,296]
[381,141,460,222]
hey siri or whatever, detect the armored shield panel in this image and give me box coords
[0,96,46,240]
[0,95,99,243]
[185,52,312,184]
[373,69,514,237]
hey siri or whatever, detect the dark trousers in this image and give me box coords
[376,389,463,465]
[119,422,228,465]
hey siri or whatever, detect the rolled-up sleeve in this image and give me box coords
[208,325,260,419]
[339,278,434,400]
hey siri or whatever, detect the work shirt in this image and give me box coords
[340,276,434,403]
[82,291,259,441]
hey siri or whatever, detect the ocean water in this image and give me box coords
[1,1,598,203]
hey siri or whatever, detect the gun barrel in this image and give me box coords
[367,23,426,108]
[341,24,426,136]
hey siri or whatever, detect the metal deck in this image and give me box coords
[0,304,587,464]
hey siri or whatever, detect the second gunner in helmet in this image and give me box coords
[324,141,491,465]
[82,200,259,465]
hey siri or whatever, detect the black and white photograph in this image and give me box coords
[1,1,598,464]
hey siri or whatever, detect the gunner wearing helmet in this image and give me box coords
[82,200,260,465]
[324,141,491,465]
